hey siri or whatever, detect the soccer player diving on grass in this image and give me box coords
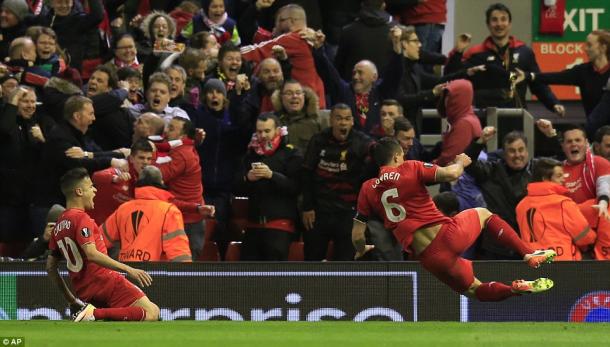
[46,167,160,321]
[352,138,556,301]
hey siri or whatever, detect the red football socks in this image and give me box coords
[93,307,146,321]
[475,281,517,302]
[485,214,534,257]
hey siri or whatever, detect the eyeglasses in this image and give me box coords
[282,91,304,97]
[406,39,421,44]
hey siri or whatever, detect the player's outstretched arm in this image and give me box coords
[46,254,85,311]
[435,153,472,182]
[81,243,153,287]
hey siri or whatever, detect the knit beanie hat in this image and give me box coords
[203,78,227,98]
[1,0,29,22]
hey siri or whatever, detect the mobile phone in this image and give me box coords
[251,162,262,169]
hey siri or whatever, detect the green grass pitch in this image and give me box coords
[1,321,609,347]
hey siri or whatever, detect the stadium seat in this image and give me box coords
[228,197,248,241]
[204,219,217,242]
[231,196,249,218]
[0,242,29,258]
[199,241,220,261]
[325,241,334,261]
[224,241,241,261]
[287,241,304,261]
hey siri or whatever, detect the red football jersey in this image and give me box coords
[357,161,451,248]
[48,208,112,293]
[563,155,610,203]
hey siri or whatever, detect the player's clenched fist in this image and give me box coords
[455,153,472,167]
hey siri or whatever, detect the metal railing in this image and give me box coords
[420,107,535,155]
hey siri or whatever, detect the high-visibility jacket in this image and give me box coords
[102,186,192,262]
[516,181,596,260]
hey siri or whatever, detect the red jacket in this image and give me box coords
[516,181,596,260]
[435,79,482,166]
[400,0,446,25]
[89,164,137,224]
[241,32,326,108]
[156,141,204,223]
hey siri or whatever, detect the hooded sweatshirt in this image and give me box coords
[516,181,595,260]
[435,79,482,166]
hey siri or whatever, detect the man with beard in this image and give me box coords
[593,126,610,162]
[236,113,303,261]
[301,103,374,261]
[238,55,292,130]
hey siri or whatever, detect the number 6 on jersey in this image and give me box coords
[381,188,406,222]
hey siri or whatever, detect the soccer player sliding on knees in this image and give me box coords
[46,168,160,321]
[352,138,556,301]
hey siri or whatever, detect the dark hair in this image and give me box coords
[257,112,280,128]
[179,48,207,71]
[330,103,352,115]
[372,137,403,167]
[202,0,224,16]
[381,99,404,115]
[560,124,587,143]
[130,138,154,154]
[112,33,136,52]
[63,95,92,121]
[486,3,512,24]
[60,168,89,198]
[433,191,460,217]
[93,65,118,89]
[532,157,562,182]
[190,31,215,49]
[594,125,610,144]
[393,117,414,133]
[218,42,240,62]
[172,116,196,139]
[117,66,142,81]
[502,130,527,148]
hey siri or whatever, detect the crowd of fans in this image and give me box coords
[0,0,609,262]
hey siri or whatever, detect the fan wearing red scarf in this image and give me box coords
[236,113,303,261]
[560,124,610,259]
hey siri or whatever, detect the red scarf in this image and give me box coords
[248,133,282,156]
[114,57,140,70]
[582,148,597,199]
[355,93,369,128]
